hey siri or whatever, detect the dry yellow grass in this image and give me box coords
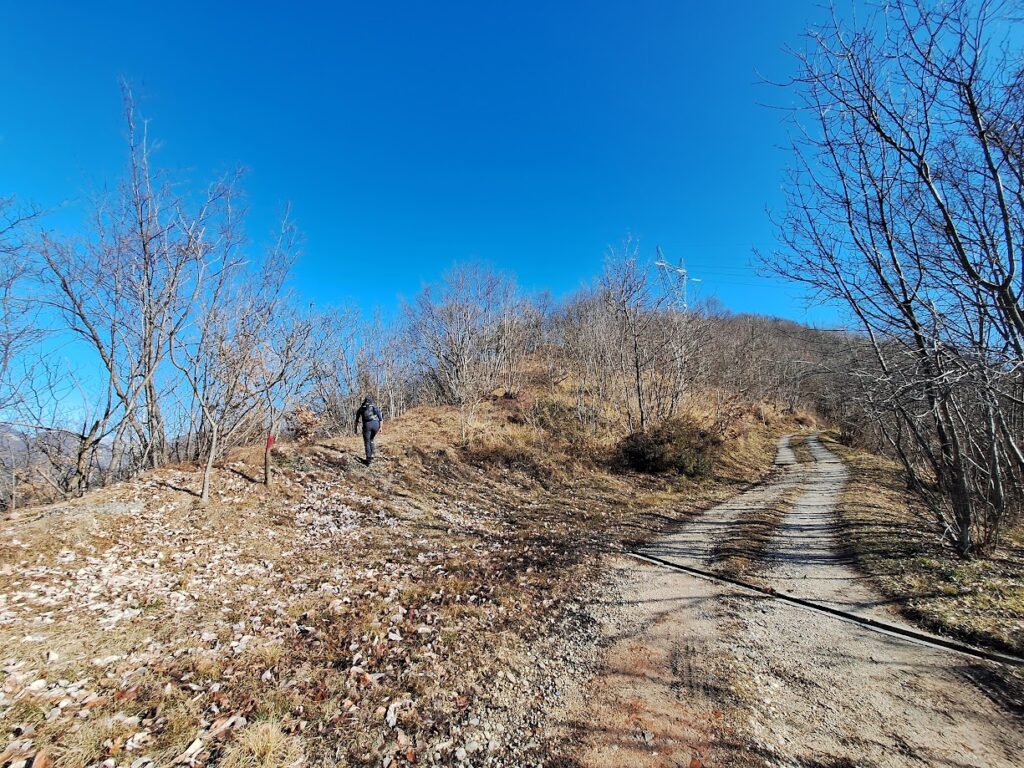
[220,720,305,768]
[0,389,800,767]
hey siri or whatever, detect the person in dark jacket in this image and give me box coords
[354,396,383,464]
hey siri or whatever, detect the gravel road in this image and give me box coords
[558,435,1024,768]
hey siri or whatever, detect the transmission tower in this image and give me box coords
[655,246,700,312]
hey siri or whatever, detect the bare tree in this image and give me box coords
[768,0,1024,554]
[255,297,326,486]
[355,312,415,420]
[553,240,709,436]
[404,264,531,437]
[307,307,362,435]
[0,354,118,498]
[168,198,267,504]
[37,88,240,478]
[600,241,677,433]
[0,197,42,412]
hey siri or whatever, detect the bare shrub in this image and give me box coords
[616,417,719,477]
[404,264,539,440]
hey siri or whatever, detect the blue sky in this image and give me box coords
[1,1,838,324]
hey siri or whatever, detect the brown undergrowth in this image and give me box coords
[0,393,799,768]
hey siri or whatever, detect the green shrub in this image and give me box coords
[616,417,718,477]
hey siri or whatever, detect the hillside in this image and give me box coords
[0,396,796,768]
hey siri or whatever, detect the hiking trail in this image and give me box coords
[558,435,1024,767]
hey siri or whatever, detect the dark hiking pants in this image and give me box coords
[362,419,380,462]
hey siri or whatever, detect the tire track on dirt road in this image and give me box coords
[557,435,1023,768]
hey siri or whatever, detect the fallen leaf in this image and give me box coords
[174,738,204,764]
[114,686,141,702]
[208,715,246,740]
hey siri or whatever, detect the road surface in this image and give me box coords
[559,435,1023,768]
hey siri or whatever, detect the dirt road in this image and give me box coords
[558,435,1024,768]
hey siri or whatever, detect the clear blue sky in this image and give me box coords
[1,1,837,324]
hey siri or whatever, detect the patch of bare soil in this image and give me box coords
[549,559,748,768]
[559,435,1024,768]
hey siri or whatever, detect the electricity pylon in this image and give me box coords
[655,246,699,312]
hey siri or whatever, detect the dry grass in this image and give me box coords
[59,715,138,768]
[220,720,305,768]
[789,434,814,465]
[0,390,799,767]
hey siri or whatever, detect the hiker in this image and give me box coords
[354,396,383,464]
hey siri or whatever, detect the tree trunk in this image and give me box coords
[8,448,15,513]
[145,376,166,468]
[632,325,646,433]
[264,432,275,487]
[72,420,101,497]
[201,425,218,505]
